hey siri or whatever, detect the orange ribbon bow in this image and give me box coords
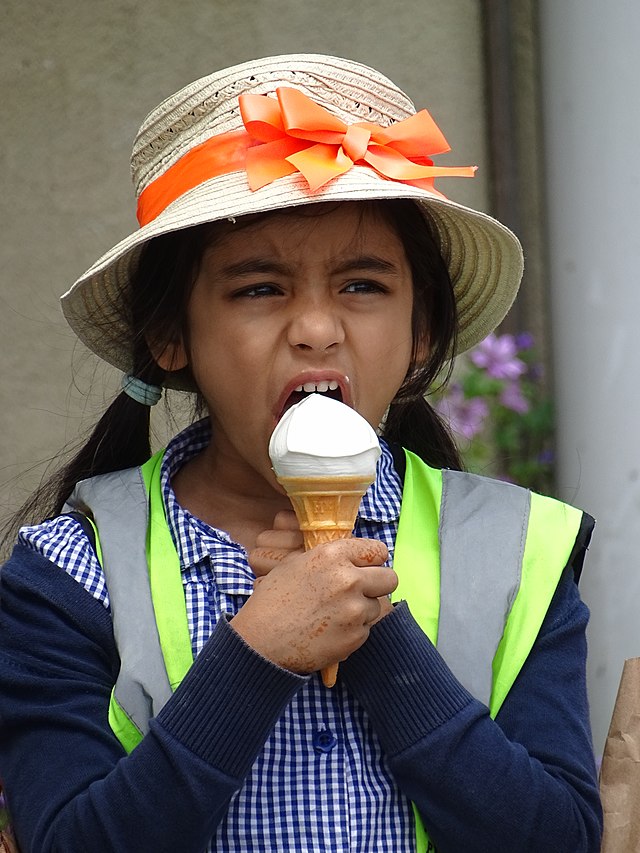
[137,87,476,226]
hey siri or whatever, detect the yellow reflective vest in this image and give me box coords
[66,447,589,852]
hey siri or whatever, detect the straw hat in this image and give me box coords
[61,54,523,388]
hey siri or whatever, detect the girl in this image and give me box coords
[0,54,602,852]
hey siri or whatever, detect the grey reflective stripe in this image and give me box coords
[65,469,172,736]
[436,470,530,706]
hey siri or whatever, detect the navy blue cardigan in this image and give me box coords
[0,544,601,852]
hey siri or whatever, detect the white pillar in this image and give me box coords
[539,0,640,754]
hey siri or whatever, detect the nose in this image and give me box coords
[287,296,345,352]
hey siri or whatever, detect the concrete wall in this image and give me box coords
[1,0,490,522]
[539,0,640,754]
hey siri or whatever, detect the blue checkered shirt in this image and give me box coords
[20,420,415,851]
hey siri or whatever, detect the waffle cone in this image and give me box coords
[277,473,375,688]
[276,474,374,549]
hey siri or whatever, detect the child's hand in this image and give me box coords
[248,511,304,576]
[231,538,397,674]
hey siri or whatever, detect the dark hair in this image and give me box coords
[3,199,462,546]
[373,200,461,469]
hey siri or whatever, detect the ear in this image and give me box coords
[148,336,189,372]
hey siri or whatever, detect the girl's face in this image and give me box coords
[165,203,418,486]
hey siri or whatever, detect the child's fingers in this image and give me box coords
[373,595,395,624]
[249,530,303,577]
[234,539,396,672]
[272,510,300,531]
[329,537,389,567]
[359,565,398,600]
[249,545,302,576]
[254,527,304,550]
[250,515,304,577]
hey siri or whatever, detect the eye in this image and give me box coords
[232,283,283,299]
[342,279,387,294]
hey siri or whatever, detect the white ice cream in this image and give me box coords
[269,393,381,478]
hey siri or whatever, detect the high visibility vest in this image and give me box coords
[66,448,589,853]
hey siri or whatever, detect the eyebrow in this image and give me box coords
[217,255,402,278]
[333,256,401,276]
[218,259,292,278]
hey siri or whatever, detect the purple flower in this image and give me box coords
[436,384,489,439]
[515,331,535,350]
[470,333,526,380]
[500,381,530,414]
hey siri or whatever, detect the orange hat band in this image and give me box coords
[136,86,476,227]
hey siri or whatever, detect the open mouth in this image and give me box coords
[279,379,345,420]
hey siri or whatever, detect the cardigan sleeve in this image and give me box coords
[340,568,603,852]
[0,545,306,853]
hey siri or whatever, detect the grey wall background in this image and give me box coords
[1,0,490,516]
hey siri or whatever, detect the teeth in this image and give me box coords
[293,380,340,394]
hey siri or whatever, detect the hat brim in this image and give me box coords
[61,166,523,390]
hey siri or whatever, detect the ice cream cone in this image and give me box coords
[269,395,381,688]
[277,473,373,688]
[277,474,373,546]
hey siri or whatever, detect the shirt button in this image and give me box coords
[312,729,337,754]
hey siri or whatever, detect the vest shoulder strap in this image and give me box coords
[395,452,587,853]
[394,450,585,715]
[65,459,173,743]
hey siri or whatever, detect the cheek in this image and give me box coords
[185,310,233,369]
[377,306,415,372]
[362,328,414,420]
[186,321,269,412]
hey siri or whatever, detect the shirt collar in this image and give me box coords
[358,439,402,522]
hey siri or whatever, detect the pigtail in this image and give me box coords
[383,396,463,472]
[47,362,164,517]
[44,396,150,517]
[0,355,163,554]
